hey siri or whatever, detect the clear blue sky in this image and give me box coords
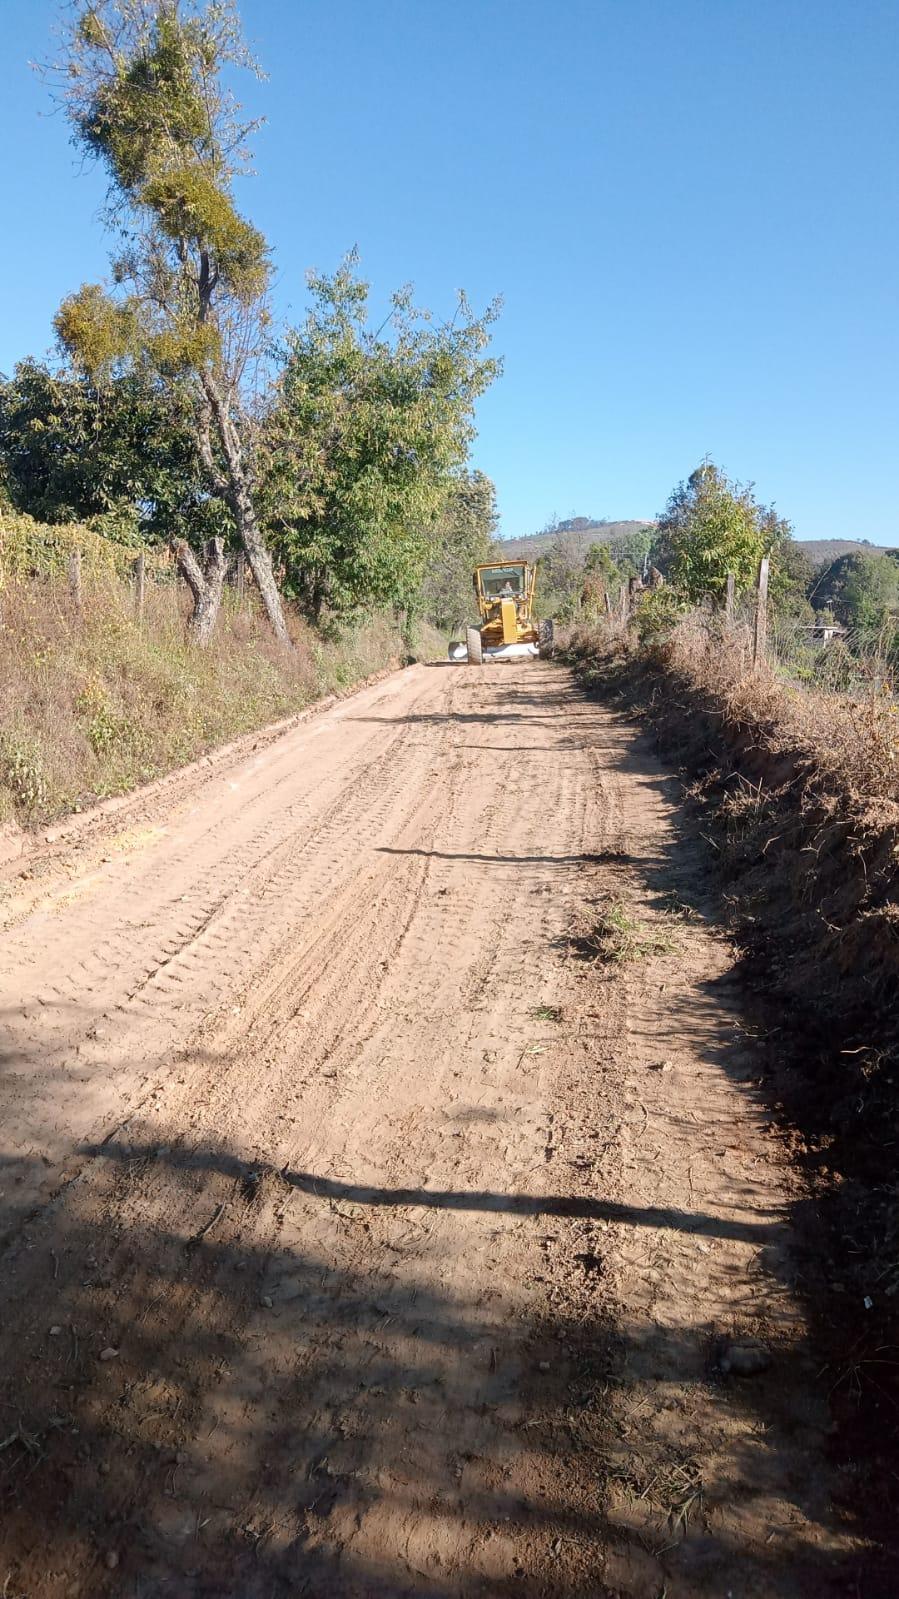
[2,0,897,543]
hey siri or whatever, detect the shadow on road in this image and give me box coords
[0,673,892,1596]
[0,1125,875,1599]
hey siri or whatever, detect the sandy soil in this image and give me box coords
[0,661,864,1596]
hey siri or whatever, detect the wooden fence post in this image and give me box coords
[619,582,628,622]
[68,548,82,617]
[133,553,146,626]
[603,589,613,619]
[725,572,735,624]
[235,551,246,608]
[753,556,769,670]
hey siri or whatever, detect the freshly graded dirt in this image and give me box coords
[0,662,867,1596]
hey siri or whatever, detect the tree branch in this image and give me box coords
[196,393,230,499]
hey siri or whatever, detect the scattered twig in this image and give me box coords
[193,1201,228,1243]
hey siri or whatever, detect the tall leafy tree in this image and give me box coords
[422,470,498,633]
[769,535,815,620]
[0,358,230,546]
[656,461,785,602]
[261,258,500,622]
[49,0,288,643]
[538,530,592,621]
[608,527,653,577]
[829,552,899,634]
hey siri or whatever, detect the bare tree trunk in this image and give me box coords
[230,470,291,647]
[201,375,291,648]
[172,537,230,646]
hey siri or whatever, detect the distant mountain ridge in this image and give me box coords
[498,519,653,561]
[793,538,897,565]
[498,519,897,569]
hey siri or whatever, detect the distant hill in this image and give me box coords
[498,519,654,561]
[498,522,897,569]
[797,538,898,566]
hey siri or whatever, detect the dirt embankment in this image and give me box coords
[0,658,889,1596]
[567,629,899,1555]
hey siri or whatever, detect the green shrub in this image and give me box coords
[635,587,689,644]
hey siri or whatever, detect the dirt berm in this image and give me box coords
[0,659,891,1595]
[567,628,899,1571]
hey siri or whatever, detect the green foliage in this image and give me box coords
[581,542,622,617]
[812,636,855,692]
[0,508,166,583]
[68,2,268,302]
[54,0,281,638]
[0,360,231,546]
[59,1,269,335]
[0,565,404,825]
[608,527,653,577]
[422,470,498,631]
[0,732,49,817]
[635,586,689,644]
[53,284,142,381]
[817,551,899,634]
[584,543,620,583]
[657,461,784,602]
[44,5,501,647]
[770,536,815,620]
[538,533,622,621]
[261,257,500,619]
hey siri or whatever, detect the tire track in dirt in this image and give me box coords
[0,661,865,1597]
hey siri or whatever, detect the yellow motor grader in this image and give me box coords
[447,560,554,664]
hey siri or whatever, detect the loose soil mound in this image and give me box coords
[567,627,899,1563]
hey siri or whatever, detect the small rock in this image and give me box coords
[105,1551,119,1570]
[260,1295,273,1309]
[49,1325,62,1336]
[98,1347,119,1362]
[719,1339,770,1377]
[538,1360,551,1373]
[99,1462,111,1475]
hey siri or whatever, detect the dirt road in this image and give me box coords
[0,663,863,1596]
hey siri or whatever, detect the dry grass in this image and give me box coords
[566,611,899,1519]
[570,898,679,965]
[652,613,899,803]
[0,573,405,827]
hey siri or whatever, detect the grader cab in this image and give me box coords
[448,561,554,664]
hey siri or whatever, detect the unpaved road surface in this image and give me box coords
[0,663,865,1596]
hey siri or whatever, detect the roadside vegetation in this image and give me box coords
[532,463,899,687]
[560,458,899,1546]
[0,542,414,828]
[0,0,498,825]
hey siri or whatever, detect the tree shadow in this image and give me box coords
[0,674,894,1595]
[0,1128,882,1597]
[568,687,899,1587]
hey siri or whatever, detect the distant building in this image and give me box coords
[799,623,847,646]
